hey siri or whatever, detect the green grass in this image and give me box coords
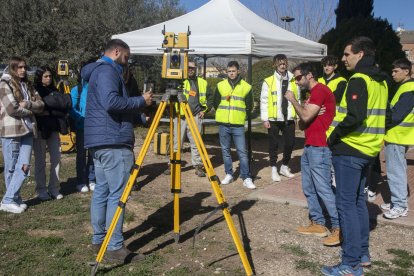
[295,259,320,274]
[280,244,308,256]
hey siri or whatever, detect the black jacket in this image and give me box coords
[327,56,389,159]
[35,85,72,139]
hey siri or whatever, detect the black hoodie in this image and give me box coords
[327,55,389,159]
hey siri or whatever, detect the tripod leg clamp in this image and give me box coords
[170,188,182,193]
[219,202,229,210]
[118,201,126,209]
[170,160,181,164]
[209,175,220,184]
[130,164,140,174]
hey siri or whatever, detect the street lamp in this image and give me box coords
[281,16,295,30]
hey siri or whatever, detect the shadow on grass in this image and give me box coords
[125,197,257,274]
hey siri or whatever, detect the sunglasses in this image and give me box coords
[294,74,304,81]
[188,66,196,70]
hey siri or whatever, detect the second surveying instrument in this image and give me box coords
[56,60,76,153]
[92,28,254,276]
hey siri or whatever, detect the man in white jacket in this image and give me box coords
[260,54,300,182]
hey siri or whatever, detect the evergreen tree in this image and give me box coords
[0,0,184,67]
[335,0,373,26]
[320,0,404,76]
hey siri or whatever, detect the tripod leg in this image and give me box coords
[92,101,167,275]
[182,102,253,276]
[169,104,181,243]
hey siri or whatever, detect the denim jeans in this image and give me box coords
[76,129,95,186]
[89,146,134,251]
[301,146,339,228]
[1,133,33,204]
[218,125,250,179]
[173,116,203,167]
[385,143,408,209]
[333,155,371,267]
[33,131,61,195]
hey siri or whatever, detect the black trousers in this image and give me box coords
[267,120,295,167]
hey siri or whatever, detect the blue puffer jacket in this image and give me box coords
[81,58,145,149]
[69,80,88,130]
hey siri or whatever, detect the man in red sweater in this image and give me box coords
[285,62,339,246]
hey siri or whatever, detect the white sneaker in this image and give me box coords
[89,182,96,191]
[280,165,295,178]
[367,190,376,202]
[243,178,256,189]
[380,203,391,211]
[384,207,408,219]
[16,198,27,210]
[271,166,281,182]
[221,174,234,185]
[50,191,63,200]
[19,203,28,210]
[77,185,89,193]
[0,202,25,214]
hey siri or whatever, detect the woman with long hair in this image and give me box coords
[0,57,44,213]
[33,66,71,200]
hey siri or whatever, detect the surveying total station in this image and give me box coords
[92,27,254,276]
[56,60,76,153]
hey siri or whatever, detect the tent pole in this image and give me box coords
[247,55,253,170]
[203,55,207,79]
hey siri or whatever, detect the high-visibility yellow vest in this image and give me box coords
[177,78,208,115]
[385,80,414,145]
[263,75,298,120]
[215,79,251,125]
[327,73,388,157]
[318,76,347,95]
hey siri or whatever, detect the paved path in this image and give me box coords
[249,147,414,228]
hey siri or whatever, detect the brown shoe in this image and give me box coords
[297,221,329,237]
[323,228,341,246]
[106,246,145,264]
[194,165,206,177]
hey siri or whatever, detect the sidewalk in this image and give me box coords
[249,147,414,228]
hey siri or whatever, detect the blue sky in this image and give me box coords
[179,0,414,31]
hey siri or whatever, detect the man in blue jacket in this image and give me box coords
[81,39,152,263]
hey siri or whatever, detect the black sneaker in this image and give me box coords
[106,246,145,264]
[194,165,206,177]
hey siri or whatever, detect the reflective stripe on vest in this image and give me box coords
[326,72,388,157]
[178,78,208,115]
[215,79,251,125]
[264,75,298,120]
[385,80,414,145]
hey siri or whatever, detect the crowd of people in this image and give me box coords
[0,36,412,275]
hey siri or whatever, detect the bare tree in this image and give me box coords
[259,0,335,41]
[209,57,249,78]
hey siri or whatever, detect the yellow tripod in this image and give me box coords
[91,88,253,276]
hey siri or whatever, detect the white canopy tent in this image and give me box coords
[112,0,326,59]
[113,0,327,163]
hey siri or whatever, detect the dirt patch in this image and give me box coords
[111,129,414,275]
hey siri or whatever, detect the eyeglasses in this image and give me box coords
[294,74,304,81]
[188,67,196,70]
